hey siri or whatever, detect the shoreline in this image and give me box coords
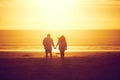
[0,49,120,52]
[0,51,120,59]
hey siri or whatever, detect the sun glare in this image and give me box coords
[0,0,120,30]
[35,0,75,30]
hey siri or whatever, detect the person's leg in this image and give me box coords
[60,50,64,59]
[45,50,48,58]
[62,51,64,58]
[50,52,52,58]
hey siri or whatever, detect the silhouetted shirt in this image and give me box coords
[43,36,54,51]
[57,36,67,51]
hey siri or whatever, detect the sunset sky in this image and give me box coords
[0,0,120,30]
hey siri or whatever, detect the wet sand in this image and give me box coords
[0,51,120,80]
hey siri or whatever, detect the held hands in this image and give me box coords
[53,46,57,49]
[53,46,67,50]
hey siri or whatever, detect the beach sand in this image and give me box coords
[0,51,120,80]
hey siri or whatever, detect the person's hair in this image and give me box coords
[59,35,65,41]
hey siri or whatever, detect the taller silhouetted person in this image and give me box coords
[56,35,67,59]
[43,34,55,58]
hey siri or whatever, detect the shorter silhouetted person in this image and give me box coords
[56,35,67,59]
[43,34,55,58]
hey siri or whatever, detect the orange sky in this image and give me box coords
[0,0,120,30]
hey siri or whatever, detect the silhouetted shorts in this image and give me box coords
[45,49,52,53]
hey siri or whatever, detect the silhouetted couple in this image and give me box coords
[43,34,67,59]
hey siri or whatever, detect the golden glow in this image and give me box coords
[0,0,120,30]
[37,0,75,29]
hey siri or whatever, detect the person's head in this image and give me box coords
[47,34,50,37]
[59,35,65,41]
[61,35,65,38]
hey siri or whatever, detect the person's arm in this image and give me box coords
[65,41,67,50]
[52,40,55,47]
[56,39,60,49]
[64,39,67,50]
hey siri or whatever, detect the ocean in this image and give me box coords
[0,30,120,52]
